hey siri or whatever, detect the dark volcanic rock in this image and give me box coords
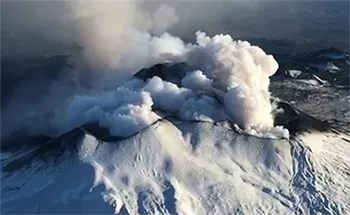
[274,101,330,135]
[2,129,84,173]
[134,62,192,85]
[272,48,349,87]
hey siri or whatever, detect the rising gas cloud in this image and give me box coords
[1,1,289,141]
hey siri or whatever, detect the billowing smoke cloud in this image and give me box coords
[1,1,292,141]
[65,87,160,137]
[179,96,226,122]
[1,0,182,138]
[181,70,213,94]
[143,76,192,112]
[66,1,179,70]
[32,31,288,139]
[185,31,278,131]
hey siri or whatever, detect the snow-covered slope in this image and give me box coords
[296,131,350,214]
[2,118,349,214]
[81,119,293,215]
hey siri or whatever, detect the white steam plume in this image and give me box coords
[0,1,181,138]
[143,76,192,112]
[59,84,161,137]
[185,31,279,132]
[56,29,285,137]
[1,1,289,140]
[181,70,213,94]
[16,31,287,139]
[66,1,180,70]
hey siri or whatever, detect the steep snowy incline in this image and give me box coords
[1,129,116,214]
[81,119,294,215]
[2,118,349,214]
[296,131,350,214]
